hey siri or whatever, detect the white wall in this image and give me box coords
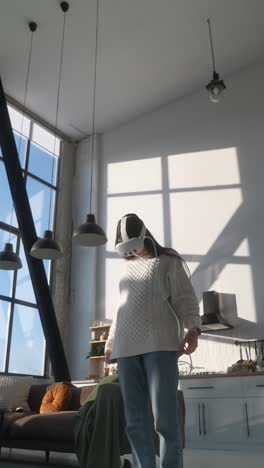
[96,61,264,374]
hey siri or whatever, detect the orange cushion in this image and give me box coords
[40,382,73,414]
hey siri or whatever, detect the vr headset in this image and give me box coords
[115,217,147,257]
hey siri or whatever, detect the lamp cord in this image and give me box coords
[90,0,99,213]
[207,18,216,73]
[9,23,36,242]
[48,7,68,230]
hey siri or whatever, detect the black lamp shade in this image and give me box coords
[0,243,22,271]
[30,230,63,260]
[73,214,107,246]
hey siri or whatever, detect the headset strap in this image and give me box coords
[120,216,146,241]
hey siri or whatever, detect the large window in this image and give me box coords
[0,105,60,376]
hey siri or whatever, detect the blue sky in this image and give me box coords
[0,128,58,375]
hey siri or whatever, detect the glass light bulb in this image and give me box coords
[206,75,226,104]
[209,86,223,103]
[209,92,220,103]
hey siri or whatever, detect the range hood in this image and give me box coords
[201,291,236,332]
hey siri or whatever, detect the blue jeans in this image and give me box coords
[118,351,183,468]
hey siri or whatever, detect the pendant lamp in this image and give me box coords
[0,243,22,271]
[205,18,226,103]
[0,21,38,271]
[30,229,62,260]
[30,2,70,260]
[73,0,107,247]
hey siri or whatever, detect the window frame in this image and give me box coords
[0,109,61,378]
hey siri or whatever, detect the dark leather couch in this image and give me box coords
[0,382,185,465]
[0,383,96,463]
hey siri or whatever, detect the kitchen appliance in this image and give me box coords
[201,291,237,332]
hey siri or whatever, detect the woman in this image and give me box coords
[105,213,201,468]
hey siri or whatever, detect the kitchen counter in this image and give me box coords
[180,370,264,379]
[179,368,264,452]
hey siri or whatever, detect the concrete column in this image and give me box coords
[52,141,76,365]
[68,134,100,380]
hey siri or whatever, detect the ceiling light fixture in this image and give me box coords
[0,242,22,271]
[31,2,70,260]
[73,0,107,247]
[0,21,38,270]
[205,18,226,103]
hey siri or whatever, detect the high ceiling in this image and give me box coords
[1,0,264,140]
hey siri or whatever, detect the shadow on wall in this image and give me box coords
[97,63,264,352]
[189,138,264,342]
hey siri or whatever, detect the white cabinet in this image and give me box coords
[184,399,202,445]
[246,398,264,444]
[181,376,264,451]
[202,398,250,447]
[185,398,248,449]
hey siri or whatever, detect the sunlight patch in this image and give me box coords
[168,147,240,189]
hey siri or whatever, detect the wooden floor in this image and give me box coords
[0,448,263,468]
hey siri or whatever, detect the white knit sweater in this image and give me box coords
[105,254,202,360]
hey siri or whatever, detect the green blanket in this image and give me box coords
[75,382,130,468]
[74,382,185,468]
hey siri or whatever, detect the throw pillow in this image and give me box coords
[0,376,33,411]
[85,374,119,403]
[40,381,73,414]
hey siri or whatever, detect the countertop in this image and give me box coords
[180,370,264,379]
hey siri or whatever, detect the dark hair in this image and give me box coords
[115,213,190,276]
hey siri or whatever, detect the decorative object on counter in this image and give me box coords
[180,370,264,379]
[235,339,264,371]
[257,340,264,369]
[227,359,257,374]
[190,371,217,376]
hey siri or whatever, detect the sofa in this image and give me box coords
[0,382,96,463]
[0,381,185,465]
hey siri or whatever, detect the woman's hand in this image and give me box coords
[179,330,198,355]
[105,349,112,364]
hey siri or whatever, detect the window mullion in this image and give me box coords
[4,301,15,374]
[24,138,31,183]
[1,105,62,377]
